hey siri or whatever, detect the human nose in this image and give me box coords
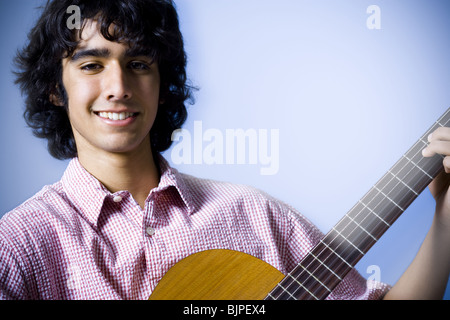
[103,63,132,102]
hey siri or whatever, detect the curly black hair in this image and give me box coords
[14,0,194,159]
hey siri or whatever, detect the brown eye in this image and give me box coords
[128,61,150,71]
[81,63,103,71]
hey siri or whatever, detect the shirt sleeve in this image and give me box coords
[326,268,391,300]
[0,238,28,300]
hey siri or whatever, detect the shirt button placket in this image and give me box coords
[145,199,156,237]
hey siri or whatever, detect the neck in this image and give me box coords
[77,142,160,209]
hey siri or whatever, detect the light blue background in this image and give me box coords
[1,0,449,299]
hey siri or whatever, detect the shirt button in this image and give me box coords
[113,195,123,203]
[146,227,155,236]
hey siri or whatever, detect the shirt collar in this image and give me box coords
[155,155,197,215]
[61,158,110,227]
[61,156,197,227]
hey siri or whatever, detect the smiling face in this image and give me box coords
[61,20,161,159]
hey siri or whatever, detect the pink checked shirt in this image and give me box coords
[0,157,389,300]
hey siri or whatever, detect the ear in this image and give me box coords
[49,84,65,107]
[49,93,65,107]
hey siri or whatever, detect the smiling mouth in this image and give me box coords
[95,111,138,121]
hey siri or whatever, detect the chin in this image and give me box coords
[103,140,150,155]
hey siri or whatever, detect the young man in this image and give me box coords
[1,0,449,300]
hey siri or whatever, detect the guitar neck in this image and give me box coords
[266,108,450,300]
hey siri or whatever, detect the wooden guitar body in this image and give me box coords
[149,249,284,300]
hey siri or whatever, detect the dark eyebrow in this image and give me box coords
[69,47,156,62]
[125,47,156,60]
[70,48,111,62]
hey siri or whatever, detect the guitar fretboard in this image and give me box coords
[266,108,450,300]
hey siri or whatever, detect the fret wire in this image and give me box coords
[294,251,344,297]
[402,155,433,179]
[318,248,353,283]
[273,238,352,299]
[364,160,421,213]
[388,169,418,195]
[395,158,431,195]
[270,262,327,300]
[290,247,343,283]
[343,213,377,241]
[384,171,410,195]
[357,200,390,226]
[375,171,419,210]
[281,252,338,299]
[310,240,354,281]
[286,243,347,298]
[390,157,419,190]
[332,215,380,253]
[350,203,391,240]
[267,283,295,300]
[318,239,353,268]
[394,155,443,199]
[284,196,392,298]
[275,275,322,300]
[373,186,405,212]
[269,108,450,300]
[275,283,297,300]
[265,292,275,300]
[288,271,324,299]
[331,227,365,255]
[416,152,446,173]
[266,280,288,300]
[388,170,419,196]
[307,250,343,281]
[369,196,403,226]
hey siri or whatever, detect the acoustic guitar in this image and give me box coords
[150,108,450,300]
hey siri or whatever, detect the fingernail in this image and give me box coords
[428,133,433,142]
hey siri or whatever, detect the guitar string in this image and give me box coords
[272,110,450,300]
[268,108,450,300]
[290,111,450,300]
[291,109,450,300]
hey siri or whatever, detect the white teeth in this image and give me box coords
[98,112,134,120]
